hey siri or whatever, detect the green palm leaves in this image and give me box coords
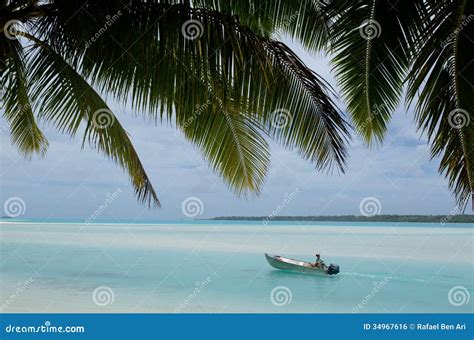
[1,38,49,157]
[25,32,160,206]
[326,0,473,206]
[229,0,473,207]
[0,0,350,206]
[327,0,474,207]
[406,0,474,207]
[326,0,411,145]
[2,0,472,208]
[208,0,473,207]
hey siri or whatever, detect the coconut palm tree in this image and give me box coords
[4,1,472,210]
[0,0,350,207]
[200,0,473,208]
[327,0,474,209]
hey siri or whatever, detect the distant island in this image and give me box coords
[209,215,474,223]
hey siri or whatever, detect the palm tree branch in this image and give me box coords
[326,0,409,144]
[0,35,48,157]
[19,31,160,207]
[406,0,474,206]
[451,0,473,201]
[193,0,330,51]
[33,1,350,173]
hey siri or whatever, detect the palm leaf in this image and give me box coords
[194,0,330,51]
[326,0,412,144]
[23,32,160,207]
[406,0,474,206]
[178,96,270,195]
[33,1,350,177]
[0,35,48,157]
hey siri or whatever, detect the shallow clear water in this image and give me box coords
[0,221,472,313]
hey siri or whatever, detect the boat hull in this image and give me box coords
[265,253,329,275]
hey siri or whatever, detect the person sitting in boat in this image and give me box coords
[313,254,325,268]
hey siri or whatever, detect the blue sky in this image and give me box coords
[0,40,461,220]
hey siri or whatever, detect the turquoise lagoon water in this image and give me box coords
[0,220,472,313]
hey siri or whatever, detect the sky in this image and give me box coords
[0,39,463,221]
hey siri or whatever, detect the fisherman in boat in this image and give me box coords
[312,254,325,268]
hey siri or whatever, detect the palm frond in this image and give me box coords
[178,96,270,196]
[34,0,350,173]
[0,36,48,157]
[326,0,411,144]
[407,0,474,206]
[194,0,330,51]
[261,40,349,171]
[23,33,160,207]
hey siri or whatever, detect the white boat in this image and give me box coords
[265,253,339,275]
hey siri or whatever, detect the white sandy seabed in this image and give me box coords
[0,222,472,313]
[1,222,472,263]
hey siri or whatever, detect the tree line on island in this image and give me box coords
[209,215,474,223]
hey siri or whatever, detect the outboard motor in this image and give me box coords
[327,264,340,275]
